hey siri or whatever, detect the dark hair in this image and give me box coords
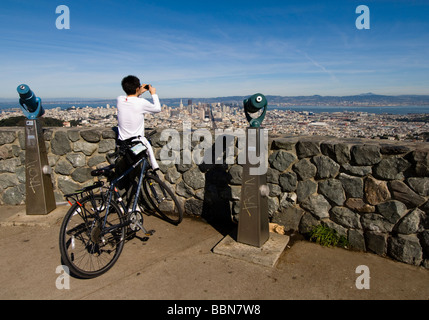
[121,75,141,95]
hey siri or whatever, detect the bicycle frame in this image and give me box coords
[101,154,151,236]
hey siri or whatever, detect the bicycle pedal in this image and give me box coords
[145,230,155,236]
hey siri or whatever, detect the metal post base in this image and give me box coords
[237,127,269,248]
[25,119,56,215]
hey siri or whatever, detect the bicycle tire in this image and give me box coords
[141,174,183,225]
[59,194,126,279]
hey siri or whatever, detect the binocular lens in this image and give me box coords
[17,84,39,113]
[244,93,267,113]
[17,84,43,115]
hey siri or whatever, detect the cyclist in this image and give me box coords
[117,75,161,171]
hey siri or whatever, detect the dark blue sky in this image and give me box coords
[0,0,428,98]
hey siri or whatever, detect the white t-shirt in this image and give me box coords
[117,94,161,141]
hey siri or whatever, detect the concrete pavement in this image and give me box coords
[0,204,428,301]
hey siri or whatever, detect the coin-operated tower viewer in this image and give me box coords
[17,84,56,215]
[237,93,269,247]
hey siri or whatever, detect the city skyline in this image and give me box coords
[2,97,428,142]
[1,1,428,99]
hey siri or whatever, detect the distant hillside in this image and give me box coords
[159,94,429,107]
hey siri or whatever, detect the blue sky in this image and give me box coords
[0,0,428,99]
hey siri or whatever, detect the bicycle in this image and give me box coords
[59,130,183,279]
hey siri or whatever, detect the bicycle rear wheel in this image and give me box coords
[59,194,126,279]
[141,174,183,225]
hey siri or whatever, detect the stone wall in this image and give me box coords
[0,127,428,268]
[0,127,116,204]
[265,136,429,269]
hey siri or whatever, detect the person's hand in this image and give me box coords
[139,84,148,95]
[149,85,156,95]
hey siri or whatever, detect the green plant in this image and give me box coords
[308,224,349,248]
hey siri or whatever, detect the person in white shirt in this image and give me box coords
[117,75,161,171]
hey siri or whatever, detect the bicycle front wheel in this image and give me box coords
[59,194,126,279]
[141,174,183,225]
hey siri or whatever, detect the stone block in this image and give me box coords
[380,144,411,155]
[51,131,71,155]
[395,208,424,235]
[98,139,115,153]
[413,150,429,177]
[279,192,297,209]
[407,177,429,197]
[268,150,296,171]
[184,198,204,216]
[296,179,317,202]
[388,234,423,266]
[318,179,345,206]
[71,167,93,183]
[364,176,390,205]
[330,206,362,229]
[279,172,297,192]
[299,212,320,234]
[270,138,296,150]
[342,163,372,177]
[373,157,411,180]
[1,184,25,205]
[301,194,331,219]
[345,198,375,213]
[321,141,351,164]
[389,180,426,208]
[376,200,407,224]
[296,140,320,159]
[339,173,364,198]
[361,213,394,233]
[66,153,86,168]
[80,129,101,143]
[272,206,304,232]
[365,231,387,256]
[0,130,17,145]
[348,229,366,251]
[323,219,348,238]
[293,158,316,180]
[313,155,340,179]
[351,145,382,165]
[73,140,97,156]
